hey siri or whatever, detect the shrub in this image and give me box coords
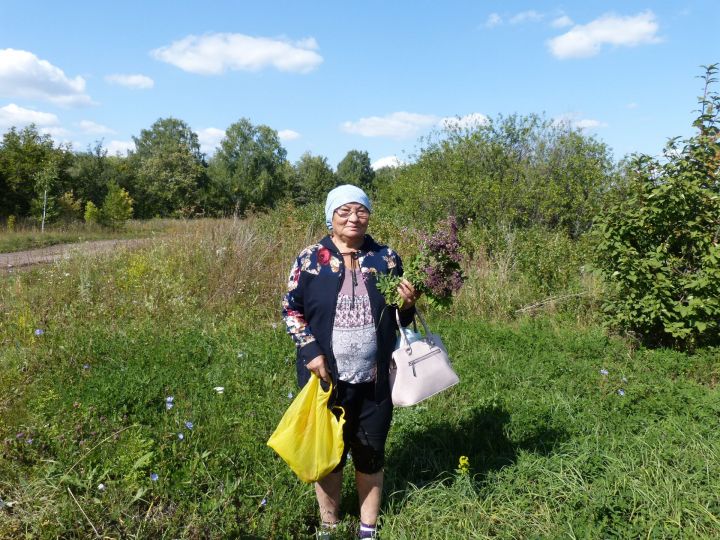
[6,214,16,231]
[84,200,100,223]
[594,65,720,348]
[57,191,82,223]
[100,183,134,229]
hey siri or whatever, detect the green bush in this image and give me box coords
[594,65,720,348]
[84,200,100,223]
[100,183,134,229]
[375,113,615,236]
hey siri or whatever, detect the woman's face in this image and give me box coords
[331,203,370,244]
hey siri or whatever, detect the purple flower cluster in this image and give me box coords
[419,217,464,303]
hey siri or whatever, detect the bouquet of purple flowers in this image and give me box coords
[377,216,464,309]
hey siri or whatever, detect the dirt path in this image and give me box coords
[0,239,150,273]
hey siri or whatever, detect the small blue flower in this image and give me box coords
[617,389,626,396]
[260,497,267,506]
[165,402,174,410]
[287,392,294,399]
[599,368,609,376]
[184,421,193,430]
[83,364,90,370]
[177,433,184,440]
[26,438,33,445]
[34,329,44,336]
[150,473,159,482]
[165,396,174,403]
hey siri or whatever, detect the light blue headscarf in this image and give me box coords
[324,184,372,229]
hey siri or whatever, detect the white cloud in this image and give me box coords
[510,10,544,24]
[440,113,488,130]
[79,120,115,134]
[40,126,71,138]
[548,11,661,59]
[105,140,135,156]
[278,129,300,141]
[551,15,574,28]
[554,114,607,130]
[151,33,323,75]
[485,13,502,28]
[105,73,154,89]
[197,127,225,155]
[371,155,404,170]
[342,112,438,139]
[0,48,92,106]
[0,103,59,129]
[574,118,607,129]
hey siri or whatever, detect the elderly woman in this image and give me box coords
[282,184,418,539]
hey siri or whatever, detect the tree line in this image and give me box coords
[0,117,378,223]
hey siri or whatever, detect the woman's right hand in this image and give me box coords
[305,355,330,384]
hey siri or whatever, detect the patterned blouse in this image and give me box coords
[332,266,377,383]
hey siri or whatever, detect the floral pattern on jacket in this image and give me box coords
[282,238,402,353]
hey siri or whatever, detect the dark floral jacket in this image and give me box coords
[282,234,414,401]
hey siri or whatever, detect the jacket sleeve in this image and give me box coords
[392,249,416,327]
[281,254,323,362]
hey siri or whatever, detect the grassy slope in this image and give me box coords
[1,217,718,539]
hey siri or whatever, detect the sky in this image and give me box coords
[0,1,718,170]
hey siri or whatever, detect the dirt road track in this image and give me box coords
[0,239,150,273]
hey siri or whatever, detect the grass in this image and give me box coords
[0,219,177,253]
[1,214,718,538]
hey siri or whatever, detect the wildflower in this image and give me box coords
[150,473,159,482]
[165,396,174,410]
[237,351,247,359]
[15,432,24,439]
[457,455,470,475]
[97,483,106,491]
[177,433,184,440]
[600,368,609,376]
[83,364,90,370]
[617,389,626,396]
[260,497,267,507]
[214,386,224,394]
[287,392,294,399]
[376,216,464,309]
[26,438,33,445]
[184,421,193,430]
[34,329,44,336]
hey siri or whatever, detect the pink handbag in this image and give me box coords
[389,309,460,407]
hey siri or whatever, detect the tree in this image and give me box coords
[129,117,207,218]
[594,65,720,348]
[376,113,614,233]
[292,152,337,205]
[68,141,118,208]
[336,150,375,190]
[207,118,288,215]
[100,182,134,229]
[0,125,68,218]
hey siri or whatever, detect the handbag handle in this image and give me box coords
[395,308,435,350]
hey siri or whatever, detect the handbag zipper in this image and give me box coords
[406,347,443,377]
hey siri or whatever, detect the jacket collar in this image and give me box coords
[320,234,380,255]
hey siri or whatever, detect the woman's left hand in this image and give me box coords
[397,278,420,311]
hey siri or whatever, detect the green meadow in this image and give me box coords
[1,212,718,539]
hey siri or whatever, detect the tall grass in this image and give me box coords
[1,212,718,538]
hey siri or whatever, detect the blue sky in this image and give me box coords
[0,1,717,169]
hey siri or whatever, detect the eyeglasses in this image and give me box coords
[335,206,369,220]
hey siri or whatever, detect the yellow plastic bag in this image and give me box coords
[267,375,345,483]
